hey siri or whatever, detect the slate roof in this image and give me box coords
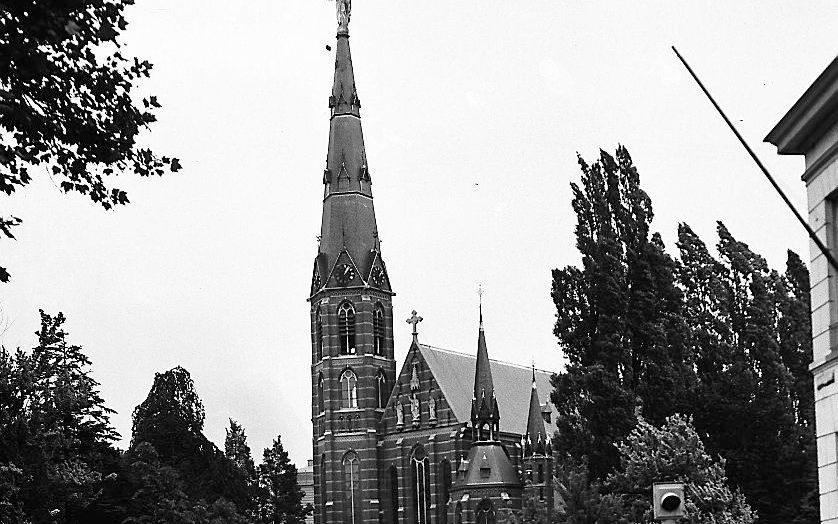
[417,344,559,437]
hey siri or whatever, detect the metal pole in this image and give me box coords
[671,46,838,274]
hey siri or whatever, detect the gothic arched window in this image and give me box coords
[343,451,362,524]
[455,502,463,524]
[317,373,325,414]
[315,307,324,360]
[376,369,387,409]
[320,454,328,523]
[537,463,544,483]
[373,304,385,355]
[338,302,356,354]
[476,498,496,524]
[438,459,452,524]
[389,465,399,523]
[411,446,431,524]
[341,369,358,409]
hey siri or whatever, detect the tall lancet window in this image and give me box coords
[315,308,324,360]
[338,302,356,354]
[438,459,452,524]
[341,369,358,409]
[476,498,496,524]
[320,454,327,524]
[373,304,385,355]
[317,373,325,414]
[376,369,387,409]
[411,446,431,524]
[342,451,362,524]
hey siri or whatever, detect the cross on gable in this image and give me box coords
[406,310,423,336]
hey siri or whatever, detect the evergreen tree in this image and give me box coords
[226,419,257,481]
[0,310,118,522]
[257,436,312,524]
[606,414,755,524]
[550,146,692,479]
[131,367,252,514]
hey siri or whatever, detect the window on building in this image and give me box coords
[389,465,399,523]
[317,373,325,413]
[537,464,544,483]
[320,454,327,524]
[377,369,387,408]
[476,498,495,524]
[455,502,463,524]
[343,451,362,524]
[411,446,431,524]
[341,369,358,409]
[438,459,451,524]
[338,302,356,354]
[315,308,324,360]
[373,304,385,355]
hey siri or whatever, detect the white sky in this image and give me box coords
[3,1,836,466]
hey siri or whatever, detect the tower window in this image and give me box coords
[438,459,451,524]
[317,373,325,413]
[389,465,399,523]
[411,446,430,524]
[376,369,387,408]
[315,308,324,360]
[341,369,358,409]
[538,464,544,483]
[320,454,327,524]
[343,451,362,524]
[373,304,385,355]
[338,302,356,354]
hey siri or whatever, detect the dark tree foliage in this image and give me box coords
[0,0,180,282]
[550,146,694,479]
[131,367,253,513]
[677,224,818,524]
[257,436,312,524]
[0,310,118,522]
[226,419,257,482]
[552,145,817,523]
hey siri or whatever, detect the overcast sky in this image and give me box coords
[3,1,836,466]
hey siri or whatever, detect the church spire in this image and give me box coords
[314,1,387,294]
[525,372,549,456]
[471,302,500,440]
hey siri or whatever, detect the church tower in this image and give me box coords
[310,3,396,523]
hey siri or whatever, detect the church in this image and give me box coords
[309,4,557,523]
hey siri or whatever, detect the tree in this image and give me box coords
[550,146,693,479]
[0,0,180,282]
[226,419,257,482]
[606,414,755,524]
[0,310,118,522]
[131,367,252,513]
[257,436,312,524]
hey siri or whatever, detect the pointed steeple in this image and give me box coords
[471,303,500,440]
[525,372,548,456]
[315,4,386,293]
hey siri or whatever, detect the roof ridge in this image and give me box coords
[418,343,554,374]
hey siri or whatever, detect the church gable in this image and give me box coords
[324,248,362,289]
[379,341,459,435]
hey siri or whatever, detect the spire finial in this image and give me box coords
[478,284,484,328]
[336,0,351,33]
[532,360,536,386]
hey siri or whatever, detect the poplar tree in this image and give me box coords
[550,146,692,479]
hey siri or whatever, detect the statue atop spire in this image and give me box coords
[336,0,351,33]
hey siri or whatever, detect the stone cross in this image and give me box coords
[406,310,423,341]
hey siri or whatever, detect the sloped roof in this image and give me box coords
[418,344,558,436]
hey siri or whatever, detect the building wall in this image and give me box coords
[805,120,838,524]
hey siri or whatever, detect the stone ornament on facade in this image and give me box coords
[429,391,437,422]
[396,396,404,427]
[411,393,420,427]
